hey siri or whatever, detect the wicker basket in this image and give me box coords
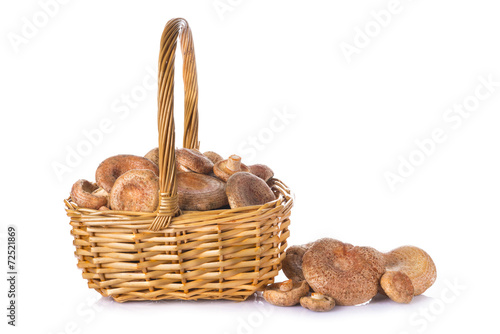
[65,18,293,302]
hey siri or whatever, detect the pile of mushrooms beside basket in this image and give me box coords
[263,238,437,312]
[70,148,277,212]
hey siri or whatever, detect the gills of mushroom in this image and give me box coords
[263,280,310,307]
[300,293,336,312]
[70,179,108,210]
[213,154,250,182]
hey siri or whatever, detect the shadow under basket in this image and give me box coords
[64,18,293,302]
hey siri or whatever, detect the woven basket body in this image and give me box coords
[65,18,293,302]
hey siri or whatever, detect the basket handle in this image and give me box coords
[149,18,199,231]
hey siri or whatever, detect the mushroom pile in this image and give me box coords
[263,238,437,312]
[69,148,277,213]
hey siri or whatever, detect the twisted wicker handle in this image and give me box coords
[150,18,199,231]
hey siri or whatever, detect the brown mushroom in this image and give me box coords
[263,280,309,307]
[300,293,336,312]
[176,148,213,174]
[203,151,224,164]
[383,246,437,296]
[380,271,414,304]
[96,155,159,193]
[177,172,228,211]
[225,172,276,209]
[302,238,385,306]
[282,242,316,282]
[70,179,108,210]
[109,169,159,212]
[144,147,159,166]
[248,164,274,182]
[213,155,250,182]
[176,160,193,173]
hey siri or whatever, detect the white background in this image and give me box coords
[1,0,499,333]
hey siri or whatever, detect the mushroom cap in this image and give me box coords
[282,242,316,282]
[96,155,159,193]
[263,280,309,307]
[71,179,108,210]
[226,172,276,209]
[176,148,214,174]
[384,246,437,296]
[300,293,336,312]
[302,238,385,306]
[203,151,224,164]
[144,147,159,166]
[380,271,414,304]
[213,155,250,182]
[109,169,159,212]
[248,164,274,182]
[177,172,228,211]
[176,160,193,173]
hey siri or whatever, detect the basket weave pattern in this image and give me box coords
[65,18,293,302]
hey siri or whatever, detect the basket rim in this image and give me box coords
[65,178,293,229]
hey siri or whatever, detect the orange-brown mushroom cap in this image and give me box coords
[226,172,276,209]
[383,246,437,296]
[109,169,159,212]
[263,280,309,307]
[248,164,274,182]
[203,151,224,164]
[96,155,159,193]
[70,179,108,210]
[177,172,228,211]
[144,147,159,166]
[380,271,414,304]
[302,238,385,306]
[176,148,214,174]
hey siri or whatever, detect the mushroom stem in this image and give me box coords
[226,155,242,172]
[311,293,323,300]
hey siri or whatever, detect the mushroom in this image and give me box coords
[225,172,276,209]
[380,271,414,304]
[109,169,159,212]
[96,155,159,193]
[176,160,193,173]
[177,172,228,211]
[302,238,385,306]
[144,147,159,166]
[213,155,250,182]
[263,280,309,307]
[248,164,274,182]
[300,293,336,312]
[282,242,316,282]
[203,151,224,164]
[70,179,108,210]
[176,148,214,174]
[383,246,437,297]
